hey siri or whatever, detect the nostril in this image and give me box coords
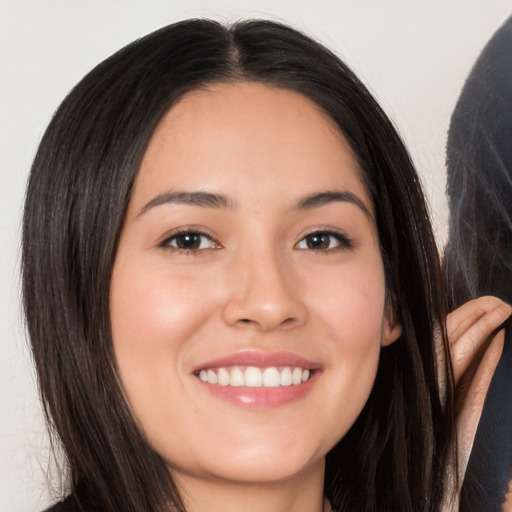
[236,316,298,328]
[223,296,308,331]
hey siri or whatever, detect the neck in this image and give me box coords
[173,458,326,512]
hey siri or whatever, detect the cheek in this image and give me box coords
[303,258,386,433]
[307,257,386,344]
[112,258,215,341]
[109,261,216,405]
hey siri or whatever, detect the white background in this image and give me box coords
[1,1,510,510]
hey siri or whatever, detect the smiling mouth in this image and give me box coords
[194,366,312,388]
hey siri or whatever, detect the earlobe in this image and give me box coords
[381,309,402,347]
[382,320,402,346]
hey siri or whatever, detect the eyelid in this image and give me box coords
[294,227,356,251]
[158,226,222,251]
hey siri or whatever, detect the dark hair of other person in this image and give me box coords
[444,18,512,310]
[22,19,455,512]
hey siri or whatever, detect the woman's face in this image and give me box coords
[110,82,401,486]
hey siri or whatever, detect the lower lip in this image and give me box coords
[197,371,320,408]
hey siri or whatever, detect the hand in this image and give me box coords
[447,296,511,477]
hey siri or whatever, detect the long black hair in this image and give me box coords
[23,19,454,512]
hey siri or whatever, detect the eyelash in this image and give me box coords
[295,229,355,252]
[159,228,220,254]
[159,228,355,254]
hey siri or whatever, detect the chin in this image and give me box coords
[160,426,334,487]
[185,450,325,485]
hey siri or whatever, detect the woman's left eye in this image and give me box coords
[161,231,219,252]
[295,231,354,251]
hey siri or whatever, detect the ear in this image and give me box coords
[381,302,402,347]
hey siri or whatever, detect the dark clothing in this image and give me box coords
[45,495,82,512]
[461,329,512,511]
[44,492,101,512]
[445,16,512,512]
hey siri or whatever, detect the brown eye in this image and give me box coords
[163,231,218,252]
[296,231,354,251]
[303,233,331,249]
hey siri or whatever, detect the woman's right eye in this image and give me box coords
[160,231,219,252]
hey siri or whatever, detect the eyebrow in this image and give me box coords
[138,190,234,217]
[138,188,372,218]
[295,190,372,218]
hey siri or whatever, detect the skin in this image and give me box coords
[110,82,401,512]
[445,296,512,511]
[448,296,509,472]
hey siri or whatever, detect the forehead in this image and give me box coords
[131,82,372,214]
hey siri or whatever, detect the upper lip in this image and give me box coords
[192,350,321,372]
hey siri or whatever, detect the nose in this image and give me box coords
[222,250,308,332]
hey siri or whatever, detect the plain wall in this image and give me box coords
[1,1,510,510]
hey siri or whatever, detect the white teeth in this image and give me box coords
[292,367,303,385]
[197,365,313,387]
[229,368,244,387]
[245,366,263,387]
[206,369,218,384]
[217,368,230,386]
[263,367,280,388]
[280,367,293,386]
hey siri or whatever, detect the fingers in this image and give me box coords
[447,296,510,344]
[456,328,505,476]
[448,297,511,384]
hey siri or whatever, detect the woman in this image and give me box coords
[22,19,510,512]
